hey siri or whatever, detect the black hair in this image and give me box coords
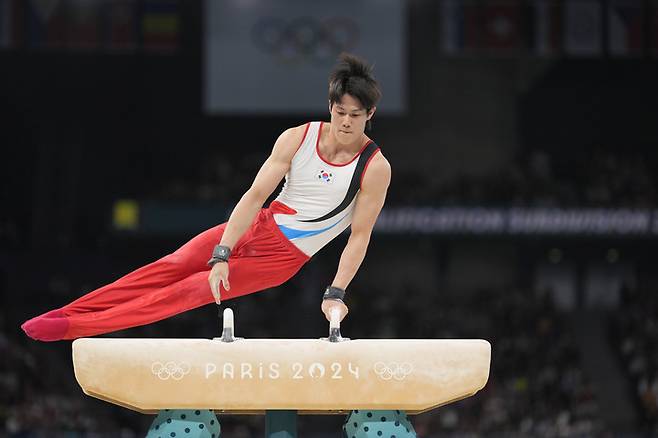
[328,53,381,131]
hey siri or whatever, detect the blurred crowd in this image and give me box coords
[408,289,602,437]
[0,316,123,437]
[612,286,658,436]
[152,148,657,210]
[391,149,656,208]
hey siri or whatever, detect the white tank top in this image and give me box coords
[272,121,381,256]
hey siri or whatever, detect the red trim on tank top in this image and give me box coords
[293,122,311,156]
[360,148,381,189]
[316,121,373,167]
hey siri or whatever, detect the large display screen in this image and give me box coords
[204,0,407,114]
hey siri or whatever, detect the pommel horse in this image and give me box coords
[72,309,491,437]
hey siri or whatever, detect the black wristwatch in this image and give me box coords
[207,244,231,267]
[323,285,346,301]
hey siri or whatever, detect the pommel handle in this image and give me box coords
[216,307,241,342]
[223,308,234,331]
[324,307,349,343]
[330,308,341,329]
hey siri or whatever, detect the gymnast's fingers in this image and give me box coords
[212,283,221,304]
[221,269,230,291]
[322,299,348,322]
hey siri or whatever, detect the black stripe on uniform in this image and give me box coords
[301,142,380,223]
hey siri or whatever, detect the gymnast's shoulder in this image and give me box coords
[270,124,309,157]
[362,150,391,189]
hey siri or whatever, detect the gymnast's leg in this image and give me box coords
[22,209,309,341]
[60,246,308,340]
[21,222,227,341]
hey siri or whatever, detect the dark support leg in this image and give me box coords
[265,410,297,438]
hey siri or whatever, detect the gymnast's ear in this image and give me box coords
[367,106,377,120]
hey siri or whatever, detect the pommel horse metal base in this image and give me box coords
[72,309,491,437]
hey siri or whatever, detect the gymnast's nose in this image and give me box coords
[341,115,351,129]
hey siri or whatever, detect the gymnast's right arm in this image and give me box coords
[207,125,305,303]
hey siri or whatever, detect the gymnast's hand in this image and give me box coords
[208,262,230,304]
[321,299,348,323]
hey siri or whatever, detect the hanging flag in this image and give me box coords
[27,0,67,49]
[564,0,602,56]
[532,0,560,55]
[481,0,522,52]
[142,0,179,52]
[66,0,101,50]
[439,0,480,54]
[102,0,137,51]
[608,0,644,56]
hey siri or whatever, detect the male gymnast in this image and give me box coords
[21,53,391,341]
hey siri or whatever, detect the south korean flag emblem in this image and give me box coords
[317,169,334,184]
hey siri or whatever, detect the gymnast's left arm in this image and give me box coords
[322,153,391,321]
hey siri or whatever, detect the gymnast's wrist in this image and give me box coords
[323,285,346,302]
[207,244,231,267]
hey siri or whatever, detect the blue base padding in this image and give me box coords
[343,410,416,438]
[145,409,221,438]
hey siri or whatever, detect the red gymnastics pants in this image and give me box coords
[21,207,310,341]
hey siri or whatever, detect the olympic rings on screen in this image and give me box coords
[151,361,192,381]
[251,16,360,63]
[373,361,413,381]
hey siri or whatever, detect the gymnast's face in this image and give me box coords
[329,94,375,145]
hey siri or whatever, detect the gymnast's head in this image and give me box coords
[328,53,382,142]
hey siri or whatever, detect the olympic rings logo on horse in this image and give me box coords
[151,361,192,381]
[373,362,413,381]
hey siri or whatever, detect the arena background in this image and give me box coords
[2,0,658,436]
